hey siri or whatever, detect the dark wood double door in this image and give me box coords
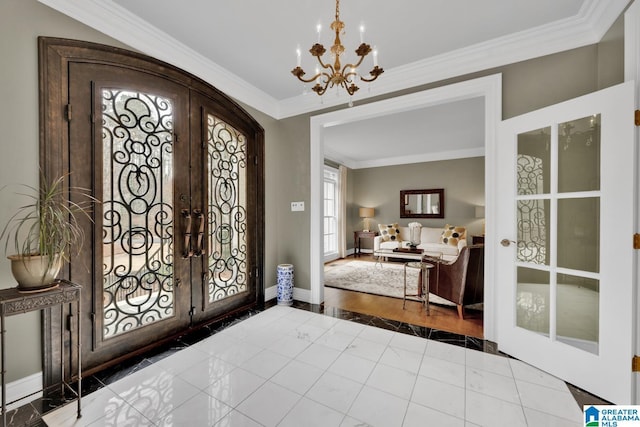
[40,38,264,378]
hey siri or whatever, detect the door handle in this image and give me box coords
[181,209,193,258]
[500,239,516,247]
[193,209,205,257]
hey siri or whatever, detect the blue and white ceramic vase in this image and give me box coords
[276,264,294,306]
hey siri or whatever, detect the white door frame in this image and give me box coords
[626,0,640,404]
[309,74,502,341]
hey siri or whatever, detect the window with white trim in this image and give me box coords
[323,165,339,258]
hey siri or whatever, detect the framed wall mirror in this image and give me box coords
[400,189,445,219]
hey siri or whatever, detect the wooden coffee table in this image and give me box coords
[393,247,423,256]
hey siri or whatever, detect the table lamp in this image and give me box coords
[359,207,374,232]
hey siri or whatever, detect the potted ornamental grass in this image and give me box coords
[0,173,96,291]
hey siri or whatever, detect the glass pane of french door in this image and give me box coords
[515,114,601,354]
[206,114,248,302]
[102,89,175,338]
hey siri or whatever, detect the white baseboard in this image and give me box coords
[293,287,312,303]
[264,285,312,304]
[2,372,42,410]
[265,285,277,301]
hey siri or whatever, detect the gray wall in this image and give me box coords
[0,0,624,382]
[348,157,485,250]
[266,114,312,289]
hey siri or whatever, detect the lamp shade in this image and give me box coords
[359,207,374,218]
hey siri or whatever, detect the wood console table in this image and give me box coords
[0,281,82,425]
[353,231,377,257]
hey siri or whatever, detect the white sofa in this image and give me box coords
[373,225,467,262]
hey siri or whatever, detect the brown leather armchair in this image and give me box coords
[429,244,484,319]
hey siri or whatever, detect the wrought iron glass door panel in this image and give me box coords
[189,96,261,323]
[206,114,248,303]
[101,88,177,339]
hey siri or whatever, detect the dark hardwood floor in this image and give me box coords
[323,254,484,339]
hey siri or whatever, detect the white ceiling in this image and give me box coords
[111,0,588,102]
[324,97,486,168]
[39,0,629,168]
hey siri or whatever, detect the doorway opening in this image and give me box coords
[309,74,502,341]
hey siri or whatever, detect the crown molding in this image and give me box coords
[38,0,279,117]
[278,0,630,118]
[39,0,629,120]
[327,147,486,170]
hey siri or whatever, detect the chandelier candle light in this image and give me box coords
[291,0,383,99]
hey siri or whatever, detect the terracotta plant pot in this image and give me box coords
[7,254,62,291]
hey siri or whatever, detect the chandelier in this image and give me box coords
[291,0,384,97]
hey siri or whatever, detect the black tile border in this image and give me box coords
[292,300,501,355]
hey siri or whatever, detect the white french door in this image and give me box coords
[496,81,635,404]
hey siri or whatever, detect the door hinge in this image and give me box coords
[633,355,640,372]
[634,233,640,250]
[254,155,258,165]
[635,109,640,126]
[189,306,196,317]
[65,104,72,121]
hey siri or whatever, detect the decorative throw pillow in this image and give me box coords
[378,223,400,242]
[441,224,466,246]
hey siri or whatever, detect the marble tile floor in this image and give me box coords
[34,303,597,427]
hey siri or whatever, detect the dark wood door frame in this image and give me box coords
[39,37,264,387]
